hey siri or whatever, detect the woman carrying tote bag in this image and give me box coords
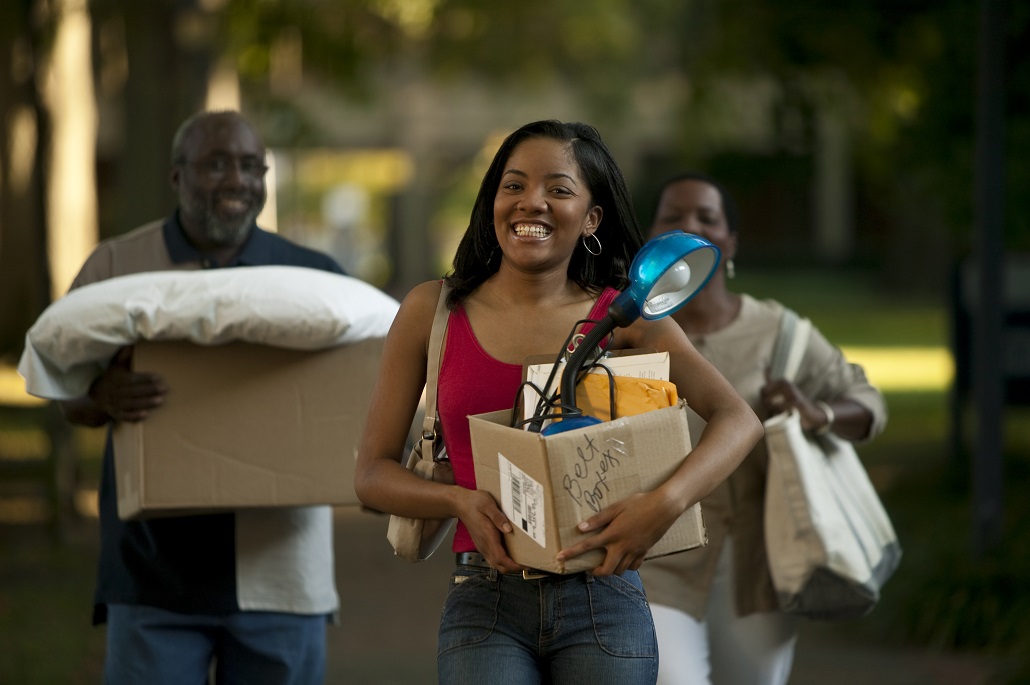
[637,172,889,685]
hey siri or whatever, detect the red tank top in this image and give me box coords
[438,287,620,552]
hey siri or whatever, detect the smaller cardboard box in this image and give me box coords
[112,338,382,519]
[469,401,706,574]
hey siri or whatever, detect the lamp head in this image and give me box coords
[537,231,720,435]
[609,232,720,327]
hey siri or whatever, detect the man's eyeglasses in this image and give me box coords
[178,154,270,181]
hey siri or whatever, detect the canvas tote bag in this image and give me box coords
[386,283,456,562]
[763,309,902,619]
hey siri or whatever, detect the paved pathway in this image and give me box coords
[324,508,1005,684]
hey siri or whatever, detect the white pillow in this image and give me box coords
[18,266,400,400]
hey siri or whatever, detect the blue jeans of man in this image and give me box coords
[104,604,327,685]
[438,566,658,684]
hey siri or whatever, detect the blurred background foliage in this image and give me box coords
[2,0,1027,347]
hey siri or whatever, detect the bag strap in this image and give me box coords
[769,308,812,383]
[419,281,451,461]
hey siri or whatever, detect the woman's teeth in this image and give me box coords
[514,224,550,237]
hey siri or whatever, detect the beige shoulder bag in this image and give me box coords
[386,282,456,561]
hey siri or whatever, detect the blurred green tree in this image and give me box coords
[668,0,1028,289]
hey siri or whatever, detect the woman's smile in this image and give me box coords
[512,222,553,238]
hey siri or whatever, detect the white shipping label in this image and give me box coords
[498,454,546,548]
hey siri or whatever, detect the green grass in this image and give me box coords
[849,435,1030,683]
[736,267,948,346]
[0,524,105,684]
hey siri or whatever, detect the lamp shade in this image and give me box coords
[609,232,721,328]
[538,232,720,434]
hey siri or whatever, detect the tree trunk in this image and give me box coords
[0,0,51,360]
[106,0,215,237]
[41,0,99,298]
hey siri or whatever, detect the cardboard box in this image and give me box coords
[112,338,382,519]
[469,401,707,574]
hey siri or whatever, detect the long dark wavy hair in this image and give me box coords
[445,120,644,307]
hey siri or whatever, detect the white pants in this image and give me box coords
[650,539,798,685]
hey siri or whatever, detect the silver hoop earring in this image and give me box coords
[582,233,602,256]
[726,258,736,279]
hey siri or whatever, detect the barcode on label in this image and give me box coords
[511,473,523,522]
[498,453,546,547]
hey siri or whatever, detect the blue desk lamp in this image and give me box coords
[540,231,720,435]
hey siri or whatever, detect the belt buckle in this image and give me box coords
[522,569,548,580]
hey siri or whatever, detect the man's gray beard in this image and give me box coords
[202,207,257,247]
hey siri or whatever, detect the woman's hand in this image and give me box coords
[762,378,876,441]
[760,378,829,432]
[555,489,683,576]
[455,488,522,574]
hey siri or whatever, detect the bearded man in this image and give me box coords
[60,110,345,685]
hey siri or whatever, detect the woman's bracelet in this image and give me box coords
[813,400,835,436]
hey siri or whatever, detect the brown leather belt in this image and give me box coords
[455,552,550,580]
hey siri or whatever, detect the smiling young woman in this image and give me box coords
[355,121,763,685]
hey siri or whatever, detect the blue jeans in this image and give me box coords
[438,566,658,684]
[104,604,327,685]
